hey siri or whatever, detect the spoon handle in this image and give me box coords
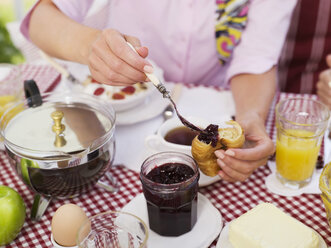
[126,42,170,98]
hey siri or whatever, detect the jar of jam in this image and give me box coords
[140,152,200,236]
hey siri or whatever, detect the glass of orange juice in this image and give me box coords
[275,98,330,189]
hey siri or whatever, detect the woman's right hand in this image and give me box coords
[87,29,153,86]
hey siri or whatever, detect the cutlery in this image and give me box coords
[162,83,183,121]
[39,51,81,85]
[127,42,204,133]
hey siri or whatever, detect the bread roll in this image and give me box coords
[191,120,244,176]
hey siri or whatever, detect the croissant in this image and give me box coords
[191,120,245,177]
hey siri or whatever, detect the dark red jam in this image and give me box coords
[146,162,195,184]
[143,162,198,236]
[197,124,219,147]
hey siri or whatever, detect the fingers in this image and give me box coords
[124,35,141,48]
[215,150,269,182]
[318,69,331,82]
[317,82,331,107]
[326,54,331,68]
[88,29,150,86]
[89,55,136,86]
[104,29,149,72]
[224,136,275,161]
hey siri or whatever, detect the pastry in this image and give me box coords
[191,120,245,176]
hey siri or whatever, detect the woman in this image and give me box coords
[21,0,297,182]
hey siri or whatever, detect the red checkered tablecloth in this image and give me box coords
[1,91,330,248]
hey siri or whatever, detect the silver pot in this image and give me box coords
[0,80,116,220]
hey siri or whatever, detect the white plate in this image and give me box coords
[216,222,327,248]
[122,193,222,248]
[81,80,156,112]
[116,89,169,125]
[64,60,168,119]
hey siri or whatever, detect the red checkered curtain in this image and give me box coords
[278,0,331,94]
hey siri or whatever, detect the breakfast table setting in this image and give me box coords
[0,59,331,248]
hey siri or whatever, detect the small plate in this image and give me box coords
[122,193,222,248]
[216,222,327,248]
[116,89,169,125]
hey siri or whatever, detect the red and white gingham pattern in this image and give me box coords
[1,92,330,248]
[0,64,61,96]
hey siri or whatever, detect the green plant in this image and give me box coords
[0,22,24,64]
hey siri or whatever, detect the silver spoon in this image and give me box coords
[127,42,203,132]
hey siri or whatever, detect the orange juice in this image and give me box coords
[276,129,320,181]
[0,95,24,130]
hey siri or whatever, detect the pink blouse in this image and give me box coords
[21,0,297,87]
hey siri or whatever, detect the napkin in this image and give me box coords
[0,63,61,95]
[265,161,322,197]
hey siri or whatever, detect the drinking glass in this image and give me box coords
[275,98,330,188]
[77,211,148,248]
[0,65,24,128]
[319,149,331,231]
[140,151,199,236]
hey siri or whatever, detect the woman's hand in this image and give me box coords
[317,55,331,109]
[87,29,153,86]
[214,113,275,182]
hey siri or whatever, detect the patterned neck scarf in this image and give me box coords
[216,0,250,65]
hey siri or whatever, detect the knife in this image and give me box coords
[39,51,81,85]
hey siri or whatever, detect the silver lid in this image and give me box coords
[1,92,115,159]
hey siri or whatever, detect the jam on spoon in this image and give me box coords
[159,87,219,147]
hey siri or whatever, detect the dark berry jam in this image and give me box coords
[143,162,198,236]
[198,124,219,147]
[146,163,195,184]
[164,127,200,146]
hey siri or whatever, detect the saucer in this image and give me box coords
[116,90,169,125]
[265,161,321,196]
[122,193,222,248]
[216,222,327,248]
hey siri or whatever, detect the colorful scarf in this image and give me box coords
[216,0,250,65]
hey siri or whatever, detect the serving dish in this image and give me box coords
[216,222,327,248]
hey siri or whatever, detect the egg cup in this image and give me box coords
[51,234,78,248]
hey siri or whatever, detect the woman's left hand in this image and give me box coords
[317,55,331,109]
[214,114,275,182]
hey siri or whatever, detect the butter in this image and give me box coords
[229,203,319,248]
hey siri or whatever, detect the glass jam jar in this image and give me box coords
[140,152,199,236]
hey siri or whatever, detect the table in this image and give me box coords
[1,88,330,248]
